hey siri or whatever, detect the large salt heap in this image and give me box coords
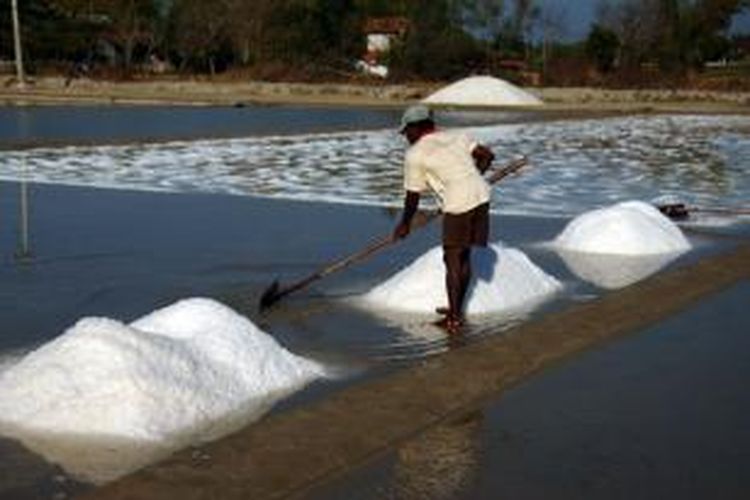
[555,201,691,255]
[0,298,326,482]
[554,201,691,289]
[361,241,561,316]
[422,75,543,107]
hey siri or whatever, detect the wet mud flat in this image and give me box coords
[309,275,750,500]
[0,181,747,498]
[86,248,750,498]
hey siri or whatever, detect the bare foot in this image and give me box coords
[433,315,464,334]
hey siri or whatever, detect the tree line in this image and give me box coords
[587,0,750,80]
[1,0,749,86]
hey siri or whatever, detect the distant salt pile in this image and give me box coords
[0,298,325,481]
[422,75,543,107]
[362,242,561,316]
[555,201,691,255]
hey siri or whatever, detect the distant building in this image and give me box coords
[363,17,409,56]
[357,17,410,78]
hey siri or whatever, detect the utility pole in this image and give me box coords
[11,0,26,88]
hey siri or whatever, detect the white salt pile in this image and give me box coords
[361,241,562,316]
[553,201,691,289]
[556,251,684,289]
[554,201,691,255]
[0,298,326,482]
[422,75,543,107]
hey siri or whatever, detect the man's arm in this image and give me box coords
[472,144,495,174]
[393,190,420,239]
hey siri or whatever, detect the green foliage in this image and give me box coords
[166,0,233,73]
[383,0,484,80]
[585,24,620,73]
[596,0,749,75]
[1,0,103,67]
[265,0,359,63]
[391,23,484,80]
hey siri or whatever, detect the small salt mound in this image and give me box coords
[555,201,691,255]
[362,242,562,316]
[556,250,684,289]
[422,76,543,107]
[0,298,325,480]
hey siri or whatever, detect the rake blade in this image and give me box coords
[259,280,282,312]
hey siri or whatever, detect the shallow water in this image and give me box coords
[306,281,750,500]
[2,110,749,221]
[0,104,401,144]
[0,106,748,494]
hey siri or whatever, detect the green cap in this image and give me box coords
[399,105,433,133]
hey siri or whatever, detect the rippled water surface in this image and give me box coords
[3,112,749,218]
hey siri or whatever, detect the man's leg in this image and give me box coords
[440,203,488,330]
[443,246,471,325]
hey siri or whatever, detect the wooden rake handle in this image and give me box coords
[259,156,528,311]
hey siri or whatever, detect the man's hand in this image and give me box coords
[472,144,495,174]
[393,221,411,240]
[394,191,420,240]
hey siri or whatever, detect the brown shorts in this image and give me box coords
[442,202,490,248]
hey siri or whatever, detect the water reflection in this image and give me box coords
[392,411,482,500]
[555,249,685,289]
[0,436,87,498]
[0,393,282,484]
[15,178,32,262]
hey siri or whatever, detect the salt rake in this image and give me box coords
[258,156,529,312]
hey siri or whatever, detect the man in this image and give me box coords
[393,105,495,333]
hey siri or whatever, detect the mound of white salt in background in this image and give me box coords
[422,76,543,107]
[554,201,691,255]
[361,241,562,316]
[0,297,326,482]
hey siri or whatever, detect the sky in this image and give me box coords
[539,0,750,41]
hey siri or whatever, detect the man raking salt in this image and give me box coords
[394,105,496,333]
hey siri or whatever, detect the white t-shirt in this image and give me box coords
[403,130,491,214]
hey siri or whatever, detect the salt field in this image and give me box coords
[553,201,692,289]
[360,241,562,316]
[0,104,749,497]
[2,113,750,220]
[554,200,691,255]
[0,298,326,482]
[422,75,544,107]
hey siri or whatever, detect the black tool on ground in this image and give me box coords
[656,202,750,221]
[258,156,529,312]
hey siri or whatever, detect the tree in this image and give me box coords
[456,0,506,41]
[585,24,620,73]
[224,0,274,66]
[596,0,750,72]
[389,0,484,79]
[167,0,232,73]
[53,0,160,69]
[537,1,569,79]
[1,0,102,68]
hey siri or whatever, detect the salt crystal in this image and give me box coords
[554,201,691,255]
[422,76,543,107]
[0,297,325,482]
[361,242,561,316]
